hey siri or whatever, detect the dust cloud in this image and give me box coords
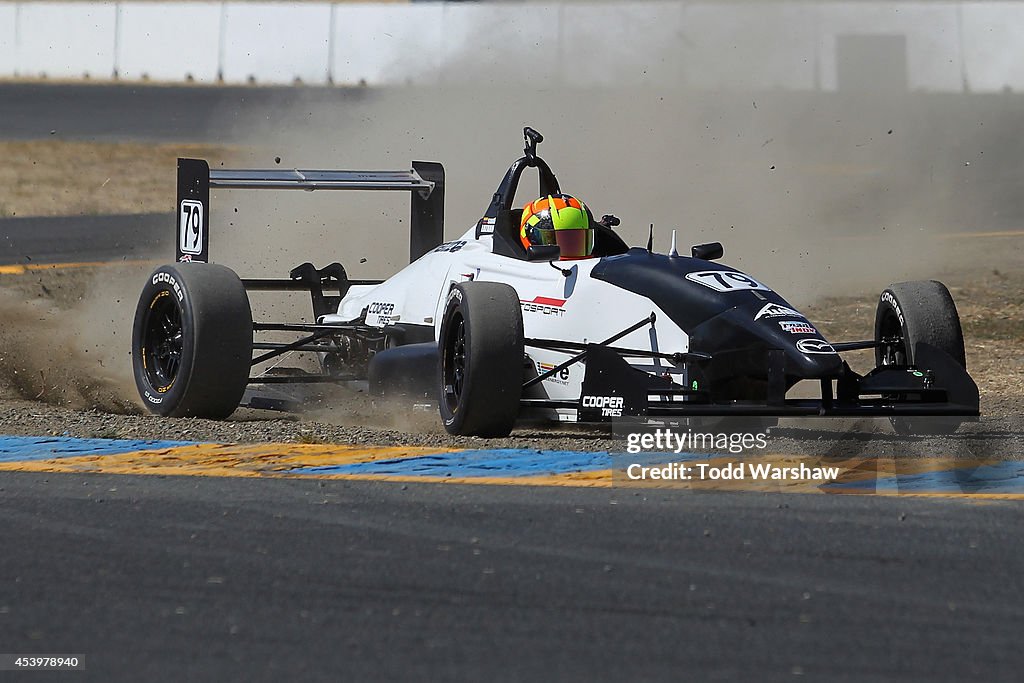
[209,81,1008,310]
[0,266,143,413]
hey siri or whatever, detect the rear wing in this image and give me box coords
[175,158,445,264]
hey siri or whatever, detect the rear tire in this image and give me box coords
[132,263,252,419]
[874,280,966,435]
[438,282,524,437]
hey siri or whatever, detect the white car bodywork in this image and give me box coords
[324,226,688,420]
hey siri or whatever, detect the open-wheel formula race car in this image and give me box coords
[131,127,979,437]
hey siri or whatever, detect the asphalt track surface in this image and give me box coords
[2,84,1023,681]
[0,213,169,266]
[0,83,368,142]
[1,471,1022,682]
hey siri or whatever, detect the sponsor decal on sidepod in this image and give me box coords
[536,362,571,385]
[521,296,566,317]
[582,395,624,417]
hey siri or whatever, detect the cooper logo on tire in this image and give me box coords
[881,292,904,326]
[152,272,184,302]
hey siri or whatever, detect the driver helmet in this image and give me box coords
[519,194,594,260]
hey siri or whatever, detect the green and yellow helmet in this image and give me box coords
[519,194,594,260]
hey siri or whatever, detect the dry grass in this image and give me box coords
[0,140,236,217]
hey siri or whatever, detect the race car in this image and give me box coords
[131,127,979,436]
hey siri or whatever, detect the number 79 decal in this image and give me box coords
[685,270,770,292]
[179,199,204,255]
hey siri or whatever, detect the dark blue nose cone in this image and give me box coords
[591,249,846,381]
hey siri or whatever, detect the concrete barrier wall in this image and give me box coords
[331,3,444,86]
[222,3,332,84]
[17,2,117,79]
[117,2,222,82]
[0,1,1022,92]
[0,4,15,76]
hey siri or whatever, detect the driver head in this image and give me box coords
[519,194,594,260]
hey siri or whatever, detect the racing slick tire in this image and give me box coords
[132,263,253,419]
[874,280,966,435]
[438,282,524,437]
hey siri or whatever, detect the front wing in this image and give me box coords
[522,337,980,421]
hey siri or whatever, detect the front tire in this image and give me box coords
[438,282,524,437]
[874,280,966,369]
[874,280,966,435]
[132,263,252,419]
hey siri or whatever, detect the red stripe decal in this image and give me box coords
[526,297,566,307]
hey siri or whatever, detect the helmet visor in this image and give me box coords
[526,226,557,247]
[554,228,594,259]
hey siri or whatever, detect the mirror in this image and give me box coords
[526,245,561,261]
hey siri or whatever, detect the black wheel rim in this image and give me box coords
[142,290,183,392]
[442,314,466,414]
[878,310,907,366]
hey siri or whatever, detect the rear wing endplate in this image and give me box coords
[175,158,444,264]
